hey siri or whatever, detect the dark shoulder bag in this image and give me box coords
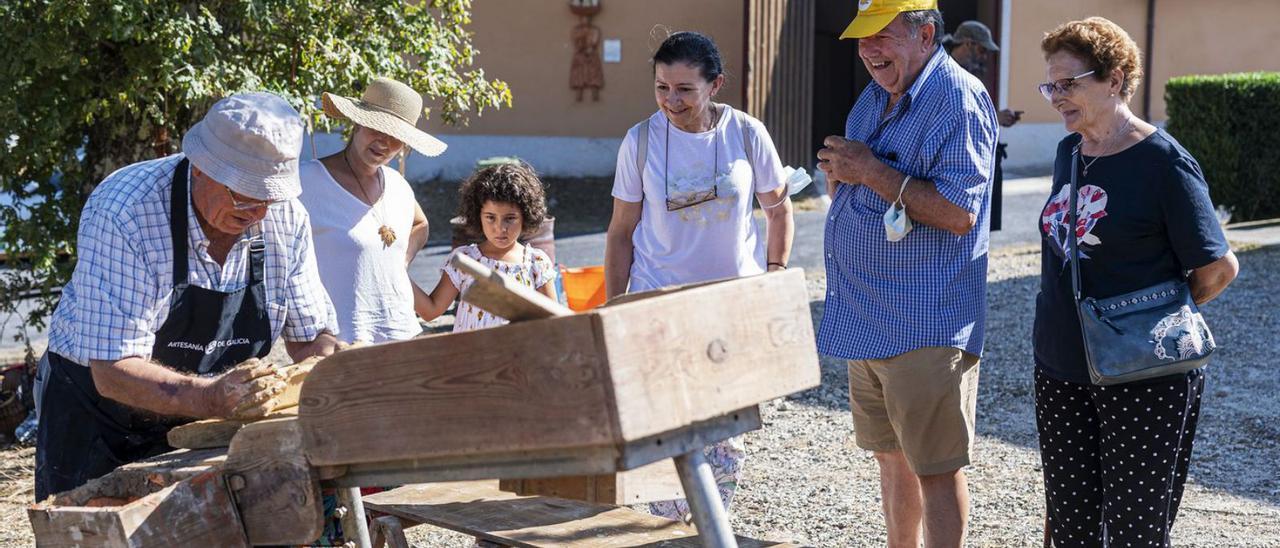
[1068,145,1216,385]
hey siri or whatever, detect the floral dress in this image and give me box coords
[443,243,556,332]
[644,437,746,522]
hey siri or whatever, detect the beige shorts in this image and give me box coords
[847,346,980,476]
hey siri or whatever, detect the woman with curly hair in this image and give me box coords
[1033,17,1238,546]
[415,162,556,331]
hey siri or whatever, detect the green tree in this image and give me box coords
[0,0,511,354]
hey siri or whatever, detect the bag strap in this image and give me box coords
[736,108,754,165]
[636,118,649,185]
[1068,144,1084,303]
[734,107,757,184]
[639,107,759,187]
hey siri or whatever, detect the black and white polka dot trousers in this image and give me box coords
[1034,367,1205,548]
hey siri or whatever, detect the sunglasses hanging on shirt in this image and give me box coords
[665,105,723,211]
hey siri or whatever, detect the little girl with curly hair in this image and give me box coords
[414,162,557,331]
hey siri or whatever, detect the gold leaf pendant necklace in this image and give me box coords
[344,149,396,248]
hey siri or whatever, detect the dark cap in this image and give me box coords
[943,20,999,52]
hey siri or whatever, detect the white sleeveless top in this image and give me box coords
[298,159,422,343]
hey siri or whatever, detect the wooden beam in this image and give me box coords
[326,445,619,488]
[616,406,762,470]
[29,471,248,547]
[371,515,410,548]
[497,407,762,505]
[499,458,685,506]
[222,417,324,545]
[49,449,226,507]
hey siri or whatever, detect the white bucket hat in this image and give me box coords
[182,92,305,201]
[322,77,447,157]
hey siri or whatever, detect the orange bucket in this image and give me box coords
[560,265,607,311]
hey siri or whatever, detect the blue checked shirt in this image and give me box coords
[818,47,998,360]
[47,154,338,366]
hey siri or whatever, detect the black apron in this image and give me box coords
[35,159,273,500]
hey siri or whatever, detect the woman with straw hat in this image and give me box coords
[299,77,448,344]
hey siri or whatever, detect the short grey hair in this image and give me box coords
[902,10,945,46]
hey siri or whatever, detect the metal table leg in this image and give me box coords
[673,449,739,548]
[338,486,373,548]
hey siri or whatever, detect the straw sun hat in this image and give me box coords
[321,77,447,157]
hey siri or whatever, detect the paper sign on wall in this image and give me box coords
[603,39,621,63]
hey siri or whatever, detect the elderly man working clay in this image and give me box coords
[35,92,339,500]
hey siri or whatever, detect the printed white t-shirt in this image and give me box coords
[299,159,422,343]
[611,105,786,292]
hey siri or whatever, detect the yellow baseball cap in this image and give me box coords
[841,0,939,39]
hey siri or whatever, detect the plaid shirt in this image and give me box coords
[818,47,998,360]
[48,154,338,366]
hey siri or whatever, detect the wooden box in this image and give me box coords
[299,269,819,472]
[27,450,248,547]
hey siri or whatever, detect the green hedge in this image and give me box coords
[1166,72,1280,223]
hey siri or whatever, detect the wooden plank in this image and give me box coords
[601,278,726,308]
[499,459,684,505]
[329,406,758,490]
[328,445,619,488]
[616,459,685,504]
[167,418,251,450]
[166,408,298,450]
[299,315,616,466]
[30,471,248,547]
[363,482,802,548]
[498,406,760,505]
[222,417,323,545]
[453,252,573,321]
[596,269,820,441]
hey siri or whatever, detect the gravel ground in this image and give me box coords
[2,244,1277,546]
[401,243,1280,547]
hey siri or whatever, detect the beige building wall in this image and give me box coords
[403,0,1279,177]
[425,0,744,138]
[1005,1,1146,124]
[1007,0,1280,124]
[1148,0,1280,120]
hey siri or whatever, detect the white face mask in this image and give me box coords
[884,175,913,242]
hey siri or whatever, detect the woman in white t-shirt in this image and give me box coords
[603,31,794,521]
[606,32,794,296]
[300,77,448,344]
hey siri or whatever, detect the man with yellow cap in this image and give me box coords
[816,1,998,546]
